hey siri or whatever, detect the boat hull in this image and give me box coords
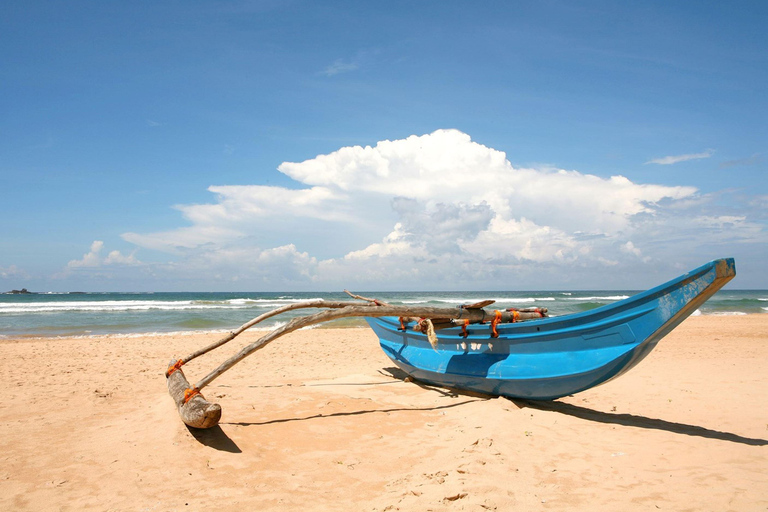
[365,258,736,400]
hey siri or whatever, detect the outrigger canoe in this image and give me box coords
[365,258,735,400]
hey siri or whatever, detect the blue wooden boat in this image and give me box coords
[365,258,735,400]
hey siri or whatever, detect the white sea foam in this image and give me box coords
[566,295,629,301]
[0,300,213,313]
[221,297,325,308]
[0,298,324,314]
[401,297,556,305]
[233,297,323,304]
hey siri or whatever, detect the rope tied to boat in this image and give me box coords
[491,310,502,338]
[183,387,201,404]
[461,319,470,338]
[165,359,184,378]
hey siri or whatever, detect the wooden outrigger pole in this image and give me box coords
[165,292,547,429]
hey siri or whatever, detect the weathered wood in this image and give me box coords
[166,297,549,429]
[166,362,222,429]
[191,304,536,392]
[180,299,366,364]
[463,300,496,309]
[507,307,548,314]
[343,290,390,305]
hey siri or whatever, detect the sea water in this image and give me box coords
[0,289,765,338]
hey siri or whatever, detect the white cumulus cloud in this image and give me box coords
[68,241,140,268]
[115,130,764,289]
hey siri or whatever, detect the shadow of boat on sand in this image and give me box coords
[514,398,768,447]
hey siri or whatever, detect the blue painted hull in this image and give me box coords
[365,258,736,400]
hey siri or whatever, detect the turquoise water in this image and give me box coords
[0,289,765,338]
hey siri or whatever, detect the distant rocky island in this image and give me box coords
[3,289,88,294]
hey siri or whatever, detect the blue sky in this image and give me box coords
[1,1,766,291]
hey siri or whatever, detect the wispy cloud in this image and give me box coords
[146,119,162,127]
[645,149,715,165]
[719,153,760,169]
[322,58,359,76]
[0,264,29,280]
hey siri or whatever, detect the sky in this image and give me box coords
[1,1,767,291]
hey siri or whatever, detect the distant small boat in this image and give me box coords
[365,258,735,400]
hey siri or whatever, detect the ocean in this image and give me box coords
[1,289,765,339]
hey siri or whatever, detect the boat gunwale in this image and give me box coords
[367,258,735,346]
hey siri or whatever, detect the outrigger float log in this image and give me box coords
[166,258,735,429]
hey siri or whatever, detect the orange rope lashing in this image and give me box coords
[183,387,201,404]
[166,359,184,377]
[461,319,470,338]
[398,317,407,331]
[490,310,502,338]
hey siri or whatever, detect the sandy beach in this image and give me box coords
[1,315,766,511]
